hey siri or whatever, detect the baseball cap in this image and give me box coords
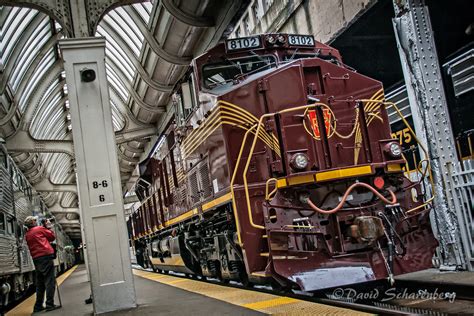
[24,216,38,227]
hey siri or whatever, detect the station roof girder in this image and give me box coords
[0,0,248,240]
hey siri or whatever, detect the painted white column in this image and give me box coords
[59,37,136,314]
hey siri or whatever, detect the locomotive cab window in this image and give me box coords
[202,55,277,90]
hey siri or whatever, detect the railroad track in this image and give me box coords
[134,266,474,315]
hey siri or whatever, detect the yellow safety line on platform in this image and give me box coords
[133,269,372,315]
[243,297,298,309]
[164,278,189,285]
[7,265,79,316]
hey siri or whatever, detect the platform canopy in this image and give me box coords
[0,0,245,240]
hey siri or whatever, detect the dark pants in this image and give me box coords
[33,255,55,310]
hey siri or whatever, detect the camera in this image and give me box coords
[80,68,96,82]
[41,217,54,229]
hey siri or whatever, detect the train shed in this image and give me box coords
[1,0,473,315]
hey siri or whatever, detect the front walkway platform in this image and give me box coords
[8,265,370,315]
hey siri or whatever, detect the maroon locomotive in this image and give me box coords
[128,33,437,291]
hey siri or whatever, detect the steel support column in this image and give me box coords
[59,37,136,314]
[392,0,465,268]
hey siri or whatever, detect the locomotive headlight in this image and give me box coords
[276,35,286,44]
[290,153,309,170]
[266,35,276,45]
[386,142,402,157]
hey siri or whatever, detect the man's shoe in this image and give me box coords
[45,305,61,312]
[33,306,45,313]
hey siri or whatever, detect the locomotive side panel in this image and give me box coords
[182,107,230,207]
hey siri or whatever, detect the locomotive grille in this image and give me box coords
[0,167,14,215]
[199,163,212,199]
[180,186,187,204]
[189,172,200,204]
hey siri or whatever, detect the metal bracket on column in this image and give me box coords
[115,126,157,144]
[6,130,74,156]
[392,0,464,268]
[48,203,80,215]
[35,177,78,193]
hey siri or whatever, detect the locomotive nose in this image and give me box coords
[348,216,385,244]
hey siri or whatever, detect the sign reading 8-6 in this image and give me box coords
[88,176,112,206]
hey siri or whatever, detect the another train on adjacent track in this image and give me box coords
[0,143,75,308]
[128,33,438,292]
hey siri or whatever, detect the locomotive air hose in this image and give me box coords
[304,182,397,214]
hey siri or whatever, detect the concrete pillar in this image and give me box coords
[392,0,465,269]
[59,37,136,314]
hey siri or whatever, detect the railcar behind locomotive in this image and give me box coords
[128,33,437,291]
[0,144,74,308]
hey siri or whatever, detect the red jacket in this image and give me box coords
[25,226,56,259]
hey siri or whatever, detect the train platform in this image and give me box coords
[394,268,474,300]
[7,265,371,316]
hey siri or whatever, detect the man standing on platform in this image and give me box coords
[24,216,61,313]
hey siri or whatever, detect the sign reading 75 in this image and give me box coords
[391,127,412,145]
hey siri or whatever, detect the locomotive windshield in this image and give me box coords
[202,55,277,89]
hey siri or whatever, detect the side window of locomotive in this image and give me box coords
[202,55,277,90]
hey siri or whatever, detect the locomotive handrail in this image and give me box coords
[230,123,259,242]
[359,99,433,185]
[265,178,278,201]
[358,99,436,214]
[242,104,324,231]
